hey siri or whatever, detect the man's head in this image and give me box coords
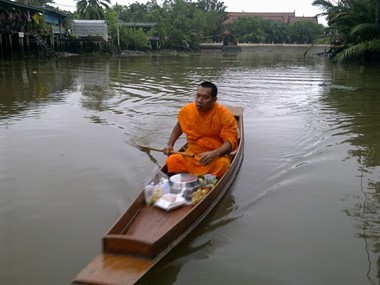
[195,81,217,112]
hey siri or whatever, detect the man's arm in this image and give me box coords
[198,140,232,166]
[163,121,183,155]
[214,140,233,156]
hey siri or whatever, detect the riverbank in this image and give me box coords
[200,43,329,55]
[0,43,329,61]
[117,44,329,57]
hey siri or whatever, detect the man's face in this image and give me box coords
[195,86,216,112]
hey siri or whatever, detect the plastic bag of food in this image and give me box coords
[154,193,186,211]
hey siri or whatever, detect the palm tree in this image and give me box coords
[76,0,111,20]
[313,0,380,62]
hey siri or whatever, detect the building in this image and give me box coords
[223,11,318,25]
[0,0,70,58]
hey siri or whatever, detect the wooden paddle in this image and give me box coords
[138,145,195,158]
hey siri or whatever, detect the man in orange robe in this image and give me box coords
[163,81,238,178]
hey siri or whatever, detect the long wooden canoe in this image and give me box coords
[73,106,244,285]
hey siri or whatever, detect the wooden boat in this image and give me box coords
[73,106,244,285]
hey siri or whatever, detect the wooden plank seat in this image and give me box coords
[103,193,195,259]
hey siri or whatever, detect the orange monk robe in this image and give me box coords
[166,103,238,178]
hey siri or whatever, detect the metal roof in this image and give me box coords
[0,0,69,18]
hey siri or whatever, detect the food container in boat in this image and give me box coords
[169,173,200,195]
[154,193,186,211]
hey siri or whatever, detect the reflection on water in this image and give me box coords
[320,64,380,284]
[0,61,73,122]
[0,53,380,285]
[343,175,380,283]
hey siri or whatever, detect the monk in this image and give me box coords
[163,81,238,178]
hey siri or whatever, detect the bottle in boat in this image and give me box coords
[162,178,170,194]
[144,182,154,205]
[151,183,164,203]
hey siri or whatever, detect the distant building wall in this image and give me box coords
[223,12,318,25]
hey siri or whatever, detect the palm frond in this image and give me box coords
[351,23,379,39]
[335,38,380,62]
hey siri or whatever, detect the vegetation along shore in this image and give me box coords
[1,0,379,62]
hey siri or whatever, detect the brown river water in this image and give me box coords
[1,49,380,285]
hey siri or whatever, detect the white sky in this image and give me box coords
[54,0,326,24]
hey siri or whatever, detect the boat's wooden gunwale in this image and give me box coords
[73,108,244,285]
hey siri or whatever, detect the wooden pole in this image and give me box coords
[138,145,195,158]
[9,34,13,58]
[117,21,120,53]
[0,33,3,60]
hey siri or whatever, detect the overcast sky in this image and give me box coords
[54,0,325,24]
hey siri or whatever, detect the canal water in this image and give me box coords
[1,50,379,285]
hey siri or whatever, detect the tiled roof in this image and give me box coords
[223,11,318,25]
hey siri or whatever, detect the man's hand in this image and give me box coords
[198,150,220,166]
[163,145,174,156]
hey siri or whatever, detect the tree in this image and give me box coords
[164,0,200,49]
[313,0,380,62]
[105,5,151,51]
[228,16,266,43]
[262,20,291,43]
[291,21,325,44]
[148,0,210,49]
[194,0,227,41]
[121,2,149,22]
[76,0,111,20]
[195,0,226,12]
